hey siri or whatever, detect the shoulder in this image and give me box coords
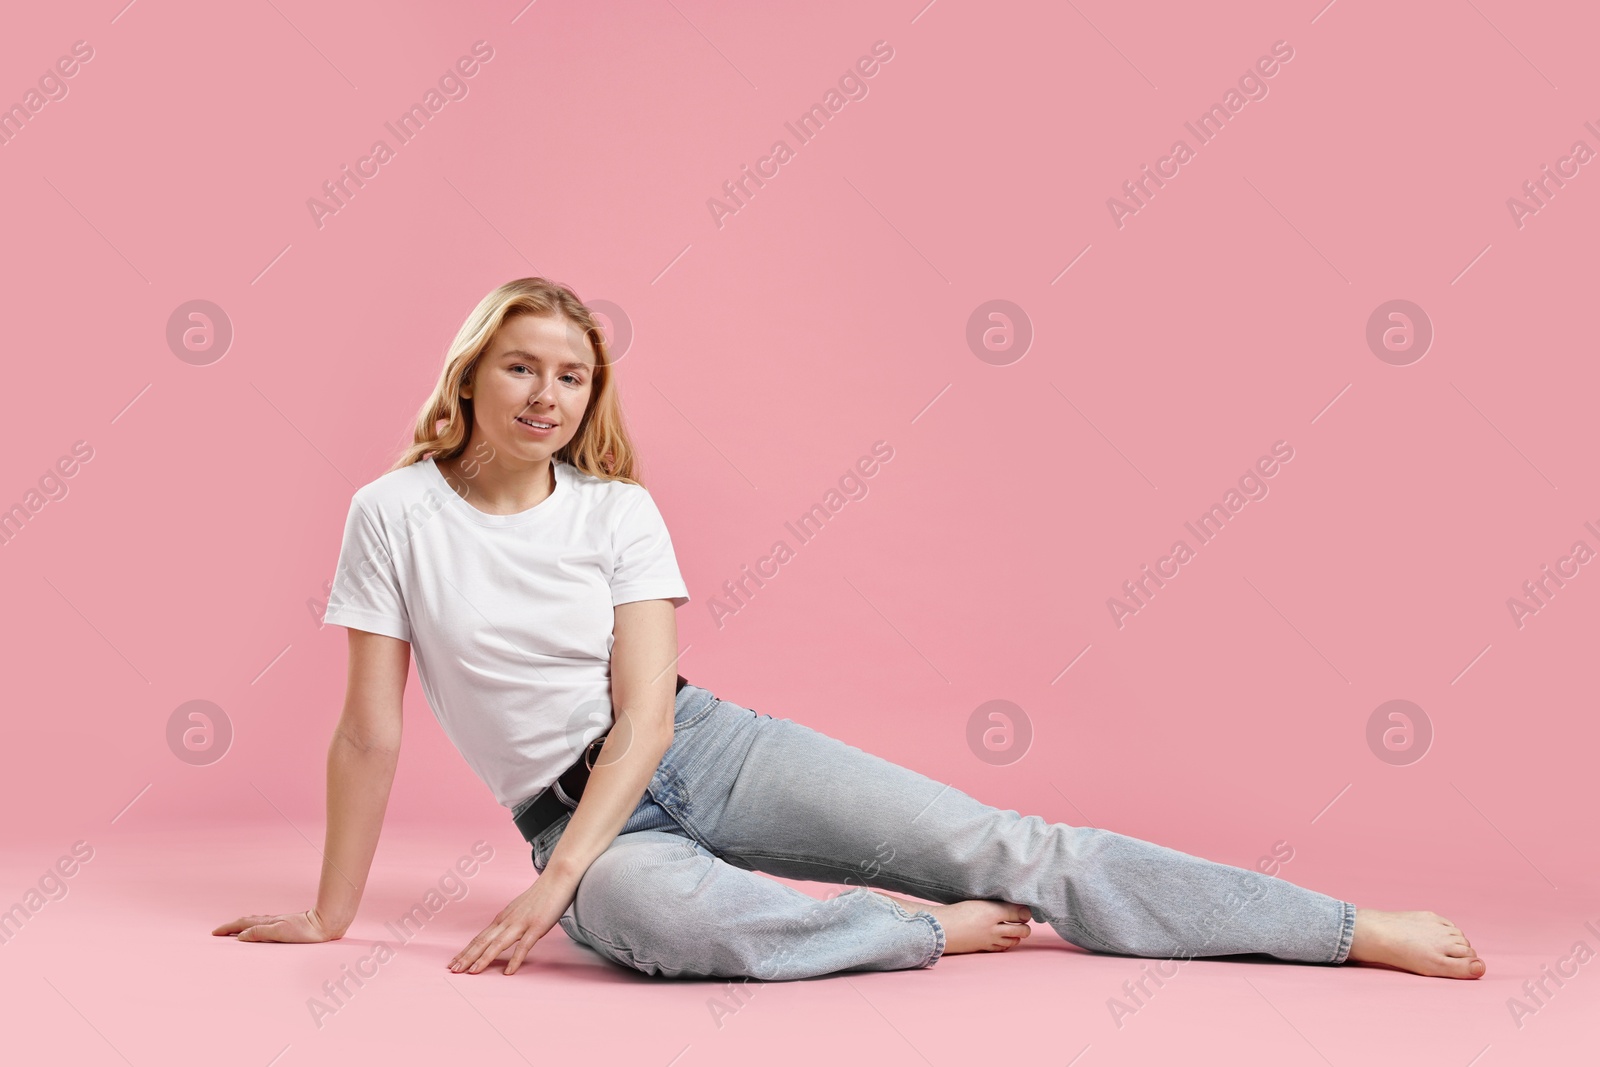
[348,460,446,522]
[561,464,673,538]
[562,463,654,512]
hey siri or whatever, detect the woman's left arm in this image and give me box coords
[449,598,680,975]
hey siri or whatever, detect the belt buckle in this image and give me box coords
[583,733,606,771]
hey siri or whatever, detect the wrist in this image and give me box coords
[314,904,354,937]
[541,854,590,887]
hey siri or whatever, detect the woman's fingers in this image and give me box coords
[459,935,500,973]
[452,923,507,973]
[451,887,567,974]
[239,918,294,942]
[449,929,489,971]
[468,929,521,974]
[214,910,336,945]
[212,914,283,937]
[456,921,544,974]
[502,930,544,975]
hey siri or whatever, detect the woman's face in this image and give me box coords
[463,312,595,462]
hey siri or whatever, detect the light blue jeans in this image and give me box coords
[515,683,1357,979]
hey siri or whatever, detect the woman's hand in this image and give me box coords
[211,908,345,943]
[450,875,577,975]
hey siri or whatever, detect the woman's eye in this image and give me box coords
[506,364,581,385]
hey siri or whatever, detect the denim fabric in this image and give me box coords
[515,684,1357,980]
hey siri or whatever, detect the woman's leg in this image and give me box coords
[527,690,1031,980]
[553,827,954,979]
[653,693,1356,966]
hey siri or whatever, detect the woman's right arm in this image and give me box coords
[212,628,408,943]
[315,627,409,933]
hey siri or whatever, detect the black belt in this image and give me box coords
[513,675,688,847]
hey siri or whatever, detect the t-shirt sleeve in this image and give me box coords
[609,488,690,608]
[323,494,412,641]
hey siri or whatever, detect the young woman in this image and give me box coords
[214,278,1485,982]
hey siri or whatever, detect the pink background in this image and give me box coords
[2,0,1596,1063]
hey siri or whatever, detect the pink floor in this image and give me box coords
[2,823,1592,1066]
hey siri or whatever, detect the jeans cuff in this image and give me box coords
[1330,900,1357,964]
[918,912,946,967]
[880,895,946,967]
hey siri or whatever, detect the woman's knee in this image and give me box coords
[567,834,703,970]
[574,834,686,915]
[568,834,814,980]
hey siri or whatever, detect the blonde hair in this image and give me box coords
[387,277,644,485]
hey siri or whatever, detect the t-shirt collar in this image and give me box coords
[424,455,569,527]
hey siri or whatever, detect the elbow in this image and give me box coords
[332,724,402,759]
[652,714,676,754]
[636,710,675,756]
[616,704,675,760]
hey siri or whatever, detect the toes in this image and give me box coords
[988,917,1031,950]
[1000,903,1032,923]
[1435,954,1486,978]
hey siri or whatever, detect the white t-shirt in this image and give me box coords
[322,455,690,810]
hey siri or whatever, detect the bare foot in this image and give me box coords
[869,891,1032,953]
[1347,908,1486,979]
